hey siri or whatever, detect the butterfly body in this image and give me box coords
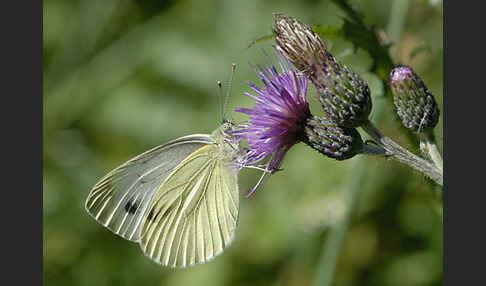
[85,123,243,267]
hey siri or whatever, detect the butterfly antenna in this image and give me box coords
[222,63,237,122]
[217,80,223,124]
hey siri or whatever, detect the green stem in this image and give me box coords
[362,121,443,186]
[313,160,366,286]
[362,143,387,155]
[386,0,410,62]
[420,131,443,171]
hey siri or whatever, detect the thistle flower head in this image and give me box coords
[303,116,364,160]
[273,14,372,128]
[390,65,440,132]
[232,52,311,195]
[317,60,372,128]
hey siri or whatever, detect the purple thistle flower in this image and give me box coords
[232,52,311,195]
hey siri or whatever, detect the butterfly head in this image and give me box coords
[221,118,235,134]
[213,119,237,144]
[209,119,246,165]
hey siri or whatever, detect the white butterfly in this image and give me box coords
[85,122,244,268]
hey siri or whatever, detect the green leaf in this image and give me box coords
[312,25,343,40]
[247,34,275,48]
[329,0,394,80]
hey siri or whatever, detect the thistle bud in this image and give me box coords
[317,57,372,128]
[303,116,363,160]
[390,65,440,132]
[273,14,372,128]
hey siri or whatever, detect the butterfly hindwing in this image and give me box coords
[139,144,239,267]
[85,135,213,242]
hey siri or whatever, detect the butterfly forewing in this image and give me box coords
[139,144,239,267]
[85,135,213,242]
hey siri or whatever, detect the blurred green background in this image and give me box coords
[43,0,443,285]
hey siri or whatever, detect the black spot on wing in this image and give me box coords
[161,204,174,220]
[147,204,174,222]
[124,200,139,214]
[147,209,155,221]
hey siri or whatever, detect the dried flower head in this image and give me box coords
[390,65,440,132]
[273,14,372,128]
[273,13,326,77]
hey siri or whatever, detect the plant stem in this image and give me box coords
[386,0,410,62]
[362,120,443,186]
[420,131,443,171]
[313,160,366,286]
[362,143,387,155]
